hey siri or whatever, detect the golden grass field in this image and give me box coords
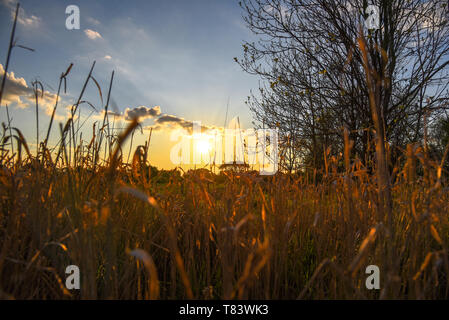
[0,111,448,299]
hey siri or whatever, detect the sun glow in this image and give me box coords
[196,139,211,155]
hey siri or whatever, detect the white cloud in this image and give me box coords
[17,13,40,27]
[84,29,102,40]
[2,0,41,27]
[0,64,64,120]
[263,3,290,19]
[87,16,101,26]
[0,63,32,108]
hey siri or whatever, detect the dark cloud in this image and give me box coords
[124,105,161,120]
[146,114,219,134]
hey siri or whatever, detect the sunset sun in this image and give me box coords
[196,139,211,155]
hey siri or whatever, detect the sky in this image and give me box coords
[0,0,261,170]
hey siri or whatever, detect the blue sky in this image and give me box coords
[0,0,260,168]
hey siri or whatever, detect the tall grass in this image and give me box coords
[0,80,448,298]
